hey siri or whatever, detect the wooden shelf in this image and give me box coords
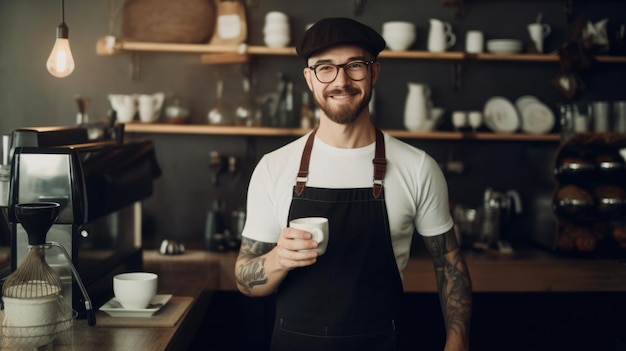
[96,37,626,63]
[122,123,562,142]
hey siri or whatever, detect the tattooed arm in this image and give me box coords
[235,227,320,297]
[423,228,472,351]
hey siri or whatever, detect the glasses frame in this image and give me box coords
[307,60,376,84]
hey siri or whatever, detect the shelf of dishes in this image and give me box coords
[121,123,561,141]
[95,37,626,63]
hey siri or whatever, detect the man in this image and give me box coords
[235,17,472,351]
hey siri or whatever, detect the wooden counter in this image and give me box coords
[32,248,626,350]
[140,248,626,293]
[38,253,221,351]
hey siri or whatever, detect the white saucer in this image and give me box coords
[99,294,172,318]
[483,96,520,133]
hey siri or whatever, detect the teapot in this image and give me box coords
[404,83,444,131]
[108,94,137,123]
[427,18,456,52]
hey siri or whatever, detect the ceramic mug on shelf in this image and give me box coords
[138,92,165,123]
[527,23,551,53]
[465,30,484,53]
[108,94,137,123]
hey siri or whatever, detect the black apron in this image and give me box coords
[270,129,405,351]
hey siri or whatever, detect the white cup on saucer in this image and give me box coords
[113,272,158,310]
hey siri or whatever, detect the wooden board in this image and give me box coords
[121,0,216,43]
[95,296,193,328]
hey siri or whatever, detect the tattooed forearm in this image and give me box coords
[423,231,472,349]
[235,237,275,295]
[237,258,268,295]
[238,237,275,258]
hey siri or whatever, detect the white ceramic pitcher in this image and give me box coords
[138,92,165,123]
[108,94,137,123]
[427,19,456,52]
[404,83,434,131]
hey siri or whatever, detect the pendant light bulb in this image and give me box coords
[47,22,75,78]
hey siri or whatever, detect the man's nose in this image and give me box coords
[333,67,351,85]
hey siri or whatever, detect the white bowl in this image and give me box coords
[113,272,158,310]
[486,39,522,54]
[382,22,415,51]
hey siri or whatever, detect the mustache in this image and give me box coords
[324,87,361,97]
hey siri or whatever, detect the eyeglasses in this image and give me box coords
[307,60,375,84]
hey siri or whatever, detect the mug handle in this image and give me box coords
[309,228,324,244]
[543,24,551,38]
[444,23,456,48]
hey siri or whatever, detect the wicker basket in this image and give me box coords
[121,0,216,43]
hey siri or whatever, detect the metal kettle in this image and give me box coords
[481,188,522,243]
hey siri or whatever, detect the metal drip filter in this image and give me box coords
[3,203,64,300]
[2,245,63,299]
[2,202,95,326]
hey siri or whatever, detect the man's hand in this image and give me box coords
[235,227,319,296]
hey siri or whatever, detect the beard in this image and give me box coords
[313,84,372,125]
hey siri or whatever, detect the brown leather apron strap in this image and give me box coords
[372,128,386,199]
[295,128,317,196]
[294,128,387,198]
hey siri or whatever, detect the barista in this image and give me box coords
[235,17,472,351]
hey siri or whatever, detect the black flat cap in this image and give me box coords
[296,17,386,60]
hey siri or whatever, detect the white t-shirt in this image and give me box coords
[242,131,454,272]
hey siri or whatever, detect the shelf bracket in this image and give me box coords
[451,60,467,91]
[130,53,141,81]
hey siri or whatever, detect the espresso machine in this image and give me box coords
[4,125,161,316]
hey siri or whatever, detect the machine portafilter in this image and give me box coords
[4,202,96,326]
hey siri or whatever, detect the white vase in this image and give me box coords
[404,83,432,131]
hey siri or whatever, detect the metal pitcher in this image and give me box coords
[481,188,522,243]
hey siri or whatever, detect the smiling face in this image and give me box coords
[303,45,380,125]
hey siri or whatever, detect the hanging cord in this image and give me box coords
[61,0,65,23]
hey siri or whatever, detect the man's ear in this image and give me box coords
[370,61,381,86]
[303,67,314,91]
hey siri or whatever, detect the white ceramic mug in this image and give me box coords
[527,23,551,53]
[452,111,468,130]
[465,30,484,53]
[108,94,137,123]
[138,93,165,123]
[289,217,329,256]
[113,272,158,309]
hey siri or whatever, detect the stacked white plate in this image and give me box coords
[486,39,522,54]
[515,95,555,134]
[483,96,520,133]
